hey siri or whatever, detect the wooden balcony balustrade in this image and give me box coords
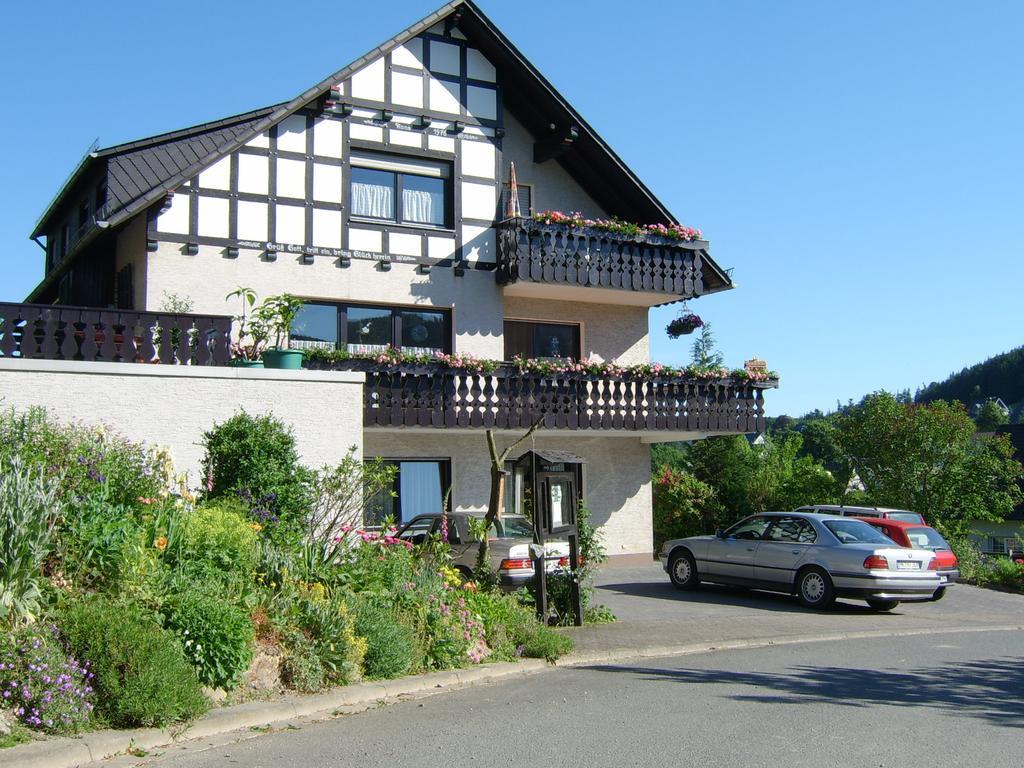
[496,217,714,298]
[0,302,233,365]
[306,360,773,433]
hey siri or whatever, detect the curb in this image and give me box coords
[4,625,1019,768]
[3,660,551,768]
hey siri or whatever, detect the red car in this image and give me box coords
[854,517,959,600]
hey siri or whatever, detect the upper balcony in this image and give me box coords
[495,216,733,307]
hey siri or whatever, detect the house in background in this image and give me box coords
[972,424,1024,555]
[14,0,774,563]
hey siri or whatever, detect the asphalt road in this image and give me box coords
[131,629,1023,768]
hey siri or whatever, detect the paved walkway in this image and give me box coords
[561,563,1024,657]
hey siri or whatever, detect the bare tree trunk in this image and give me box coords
[477,418,544,570]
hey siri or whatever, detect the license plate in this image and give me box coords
[896,561,920,571]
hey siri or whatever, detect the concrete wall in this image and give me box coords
[364,430,654,562]
[0,359,365,483]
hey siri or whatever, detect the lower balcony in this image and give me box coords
[306,359,775,435]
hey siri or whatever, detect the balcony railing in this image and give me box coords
[496,217,712,298]
[306,359,773,433]
[0,302,233,365]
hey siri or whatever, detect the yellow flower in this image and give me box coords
[154,536,168,551]
[250,522,263,532]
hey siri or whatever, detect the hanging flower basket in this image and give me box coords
[666,313,703,338]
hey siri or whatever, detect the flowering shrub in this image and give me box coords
[174,501,259,577]
[462,590,571,662]
[532,210,703,243]
[58,595,207,727]
[0,407,173,510]
[0,625,94,733]
[163,592,254,690]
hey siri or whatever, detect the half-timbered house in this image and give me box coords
[17,0,774,563]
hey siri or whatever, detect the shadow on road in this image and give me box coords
[598,580,893,616]
[582,656,1024,729]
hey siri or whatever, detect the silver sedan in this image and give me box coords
[658,512,942,611]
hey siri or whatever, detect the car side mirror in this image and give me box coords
[715,527,725,539]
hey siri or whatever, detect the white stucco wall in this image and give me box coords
[0,359,365,483]
[364,430,654,562]
[145,243,505,359]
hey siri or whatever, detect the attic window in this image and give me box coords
[350,152,451,228]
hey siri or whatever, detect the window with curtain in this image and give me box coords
[364,459,452,525]
[350,152,450,228]
[289,301,452,355]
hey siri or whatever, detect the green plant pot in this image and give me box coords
[262,349,305,370]
[230,359,265,368]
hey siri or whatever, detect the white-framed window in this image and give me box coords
[350,152,451,228]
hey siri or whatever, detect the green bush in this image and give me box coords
[463,590,572,662]
[279,627,325,693]
[0,454,61,625]
[946,534,989,584]
[988,558,1024,591]
[0,624,94,733]
[163,593,254,690]
[201,412,312,544]
[58,595,207,727]
[353,598,416,679]
[175,501,259,576]
[292,595,365,685]
[60,496,142,589]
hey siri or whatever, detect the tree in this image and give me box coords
[477,419,544,571]
[690,323,724,368]
[974,399,1009,432]
[836,392,1023,536]
[652,467,723,550]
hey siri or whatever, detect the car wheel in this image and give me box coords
[866,599,899,612]
[668,550,700,590]
[930,587,946,602]
[796,567,835,609]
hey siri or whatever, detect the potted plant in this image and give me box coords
[225,286,269,367]
[255,293,306,369]
[666,308,704,338]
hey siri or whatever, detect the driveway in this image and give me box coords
[562,563,1024,656]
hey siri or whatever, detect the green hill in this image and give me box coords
[915,345,1024,408]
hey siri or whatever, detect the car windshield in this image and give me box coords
[885,512,925,523]
[825,519,897,545]
[490,517,534,539]
[905,527,949,550]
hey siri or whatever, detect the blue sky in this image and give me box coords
[1,1,1021,417]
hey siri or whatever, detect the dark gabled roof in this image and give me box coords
[31,104,280,238]
[29,0,731,296]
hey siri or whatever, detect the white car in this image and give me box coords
[659,512,942,611]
